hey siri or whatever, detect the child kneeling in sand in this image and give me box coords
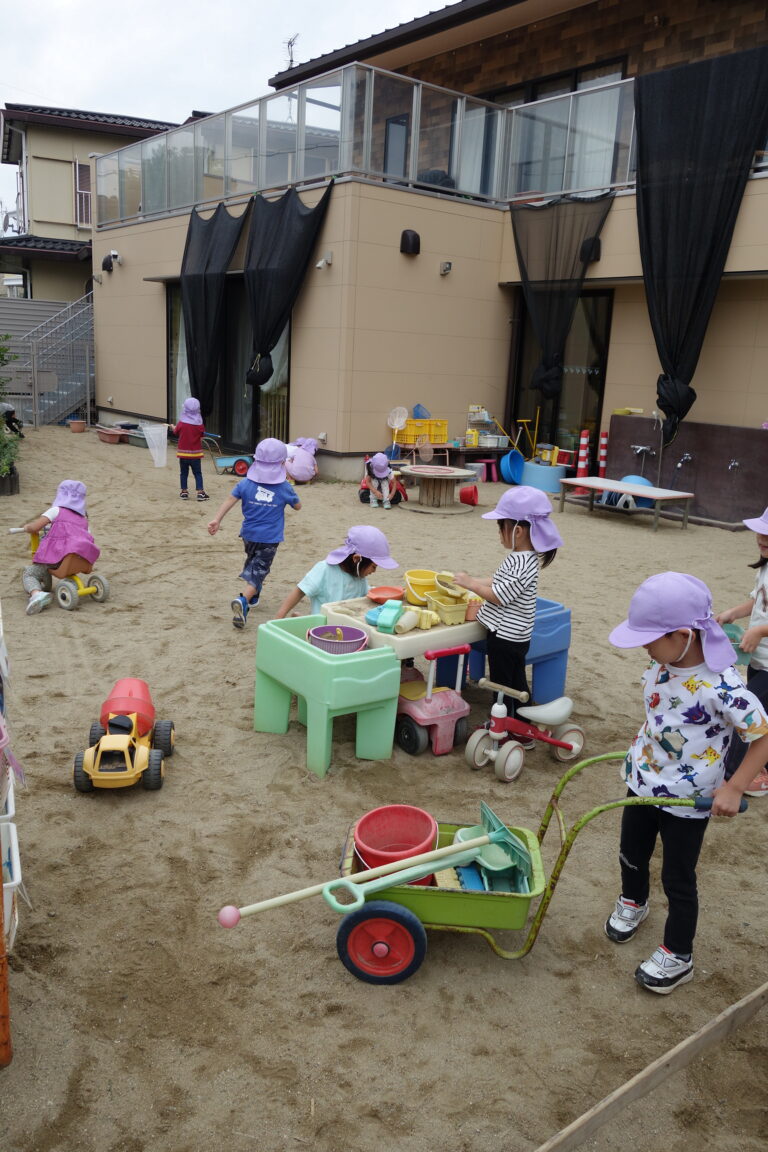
[18,480,100,615]
[274,526,398,618]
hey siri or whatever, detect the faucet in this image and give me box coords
[676,453,692,469]
[728,459,740,471]
[631,444,655,457]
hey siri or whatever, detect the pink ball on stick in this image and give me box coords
[218,905,241,928]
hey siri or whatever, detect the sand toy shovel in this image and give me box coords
[218,802,527,927]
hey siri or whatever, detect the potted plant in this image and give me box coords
[0,429,19,495]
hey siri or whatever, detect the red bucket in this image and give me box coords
[354,804,438,886]
[459,484,478,506]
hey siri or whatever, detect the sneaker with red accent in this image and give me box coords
[604,896,649,943]
[635,946,694,994]
[744,769,768,797]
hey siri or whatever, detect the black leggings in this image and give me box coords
[618,793,708,956]
[484,631,530,717]
[723,664,768,779]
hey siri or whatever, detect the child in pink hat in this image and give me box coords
[716,505,768,796]
[454,486,563,716]
[207,438,301,628]
[170,396,210,501]
[18,480,100,615]
[275,526,398,618]
[606,571,768,994]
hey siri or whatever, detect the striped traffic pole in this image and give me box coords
[598,430,608,479]
[574,429,590,494]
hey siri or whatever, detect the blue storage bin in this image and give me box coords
[413,403,431,419]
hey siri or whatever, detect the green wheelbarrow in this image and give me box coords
[218,753,747,984]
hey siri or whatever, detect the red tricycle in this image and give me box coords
[465,676,585,782]
[394,644,471,755]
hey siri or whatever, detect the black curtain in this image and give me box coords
[180,203,248,418]
[510,193,614,398]
[244,183,333,387]
[635,47,768,445]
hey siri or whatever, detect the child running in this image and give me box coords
[454,487,562,715]
[170,396,209,501]
[274,525,399,618]
[606,571,768,994]
[18,480,100,615]
[362,453,395,509]
[716,505,768,795]
[207,437,301,628]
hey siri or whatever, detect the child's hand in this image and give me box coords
[739,626,763,653]
[453,571,471,589]
[711,781,745,817]
[207,521,220,536]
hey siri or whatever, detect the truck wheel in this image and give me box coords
[142,748,164,790]
[153,720,175,756]
[337,901,427,984]
[453,717,470,747]
[88,721,106,746]
[88,574,110,603]
[56,580,80,610]
[73,752,93,793]
[395,715,430,755]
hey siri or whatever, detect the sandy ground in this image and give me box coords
[1,426,766,1152]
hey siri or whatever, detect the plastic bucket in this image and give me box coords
[354,804,438,886]
[307,625,368,654]
[499,449,524,485]
[139,422,168,467]
[404,569,437,605]
[68,419,86,433]
[459,484,478,506]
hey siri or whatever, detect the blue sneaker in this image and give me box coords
[231,595,249,629]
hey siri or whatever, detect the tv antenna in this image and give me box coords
[284,33,299,69]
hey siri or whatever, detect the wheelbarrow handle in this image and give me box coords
[692,796,748,812]
[322,847,481,914]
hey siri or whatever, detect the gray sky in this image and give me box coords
[0,0,453,219]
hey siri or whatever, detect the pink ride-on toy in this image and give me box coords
[465,676,585,782]
[395,644,471,755]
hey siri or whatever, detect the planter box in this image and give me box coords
[0,472,19,496]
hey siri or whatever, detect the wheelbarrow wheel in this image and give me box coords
[494,740,525,782]
[465,729,495,769]
[153,720,175,756]
[552,723,585,762]
[88,721,106,747]
[56,580,80,610]
[73,752,93,793]
[142,748,164,790]
[337,901,427,984]
[233,458,249,477]
[395,715,429,755]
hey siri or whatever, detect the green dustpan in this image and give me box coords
[453,801,532,879]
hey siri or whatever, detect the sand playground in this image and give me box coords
[1,426,766,1152]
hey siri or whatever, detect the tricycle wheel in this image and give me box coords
[233,458,249,477]
[73,752,93,793]
[552,724,585,762]
[337,901,427,984]
[153,720,175,756]
[453,717,469,747]
[56,580,80,610]
[395,715,430,756]
[88,721,106,747]
[88,573,110,603]
[142,748,164,790]
[465,729,495,769]
[494,740,525,782]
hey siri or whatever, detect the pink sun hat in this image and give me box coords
[246,437,288,484]
[609,572,737,672]
[743,506,768,534]
[481,486,563,551]
[325,526,399,569]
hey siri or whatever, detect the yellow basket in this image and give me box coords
[404,569,437,605]
[428,419,448,444]
[398,418,431,446]
[425,591,468,626]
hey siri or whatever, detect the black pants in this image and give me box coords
[618,793,708,956]
[723,664,768,779]
[179,457,204,491]
[484,631,530,717]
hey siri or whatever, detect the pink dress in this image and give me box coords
[34,507,100,566]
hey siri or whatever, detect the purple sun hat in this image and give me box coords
[481,486,563,551]
[295,437,318,455]
[246,437,288,484]
[53,480,87,516]
[369,453,391,479]
[609,572,737,671]
[325,526,399,569]
[743,506,768,534]
[179,397,203,425]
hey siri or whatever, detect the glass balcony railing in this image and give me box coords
[94,66,766,227]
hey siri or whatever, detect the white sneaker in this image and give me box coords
[635,946,694,994]
[604,896,649,943]
[383,500,392,509]
[369,496,379,508]
[26,591,53,616]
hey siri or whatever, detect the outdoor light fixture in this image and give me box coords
[315,251,333,269]
[101,250,122,273]
[439,261,452,276]
[400,229,420,255]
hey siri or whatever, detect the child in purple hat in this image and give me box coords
[285,438,319,484]
[170,396,210,501]
[716,505,768,796]
[275,526,398,618]
[18,480,100,615]
[454,486,563,717]
[606,571,768,994]
[207,438,301,628]
[363,453,395,509]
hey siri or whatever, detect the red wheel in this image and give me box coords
[337,901,427,984]
[233,458,249,476]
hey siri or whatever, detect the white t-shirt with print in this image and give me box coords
[624,659,768,818]
[747,564,768,672]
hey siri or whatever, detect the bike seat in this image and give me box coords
[517,697,573,726]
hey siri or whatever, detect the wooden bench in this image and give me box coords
[558,476,695,531]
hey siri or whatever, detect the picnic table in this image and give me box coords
[558,476,695,531]
[397,463,477,513]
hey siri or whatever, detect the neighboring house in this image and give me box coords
[0,103,178,301]
[87,0,768,521]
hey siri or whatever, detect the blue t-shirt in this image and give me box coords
[230,478,299,543]
[298,561,369,615]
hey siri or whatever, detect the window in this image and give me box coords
[75,162,91,228]
[490,60,626,108]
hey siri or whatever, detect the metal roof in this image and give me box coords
[0,235,92,262]
[1,103,179,163]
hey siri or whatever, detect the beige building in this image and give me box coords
[89,0,768,520]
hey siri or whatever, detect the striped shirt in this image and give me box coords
[477,551,540,641]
